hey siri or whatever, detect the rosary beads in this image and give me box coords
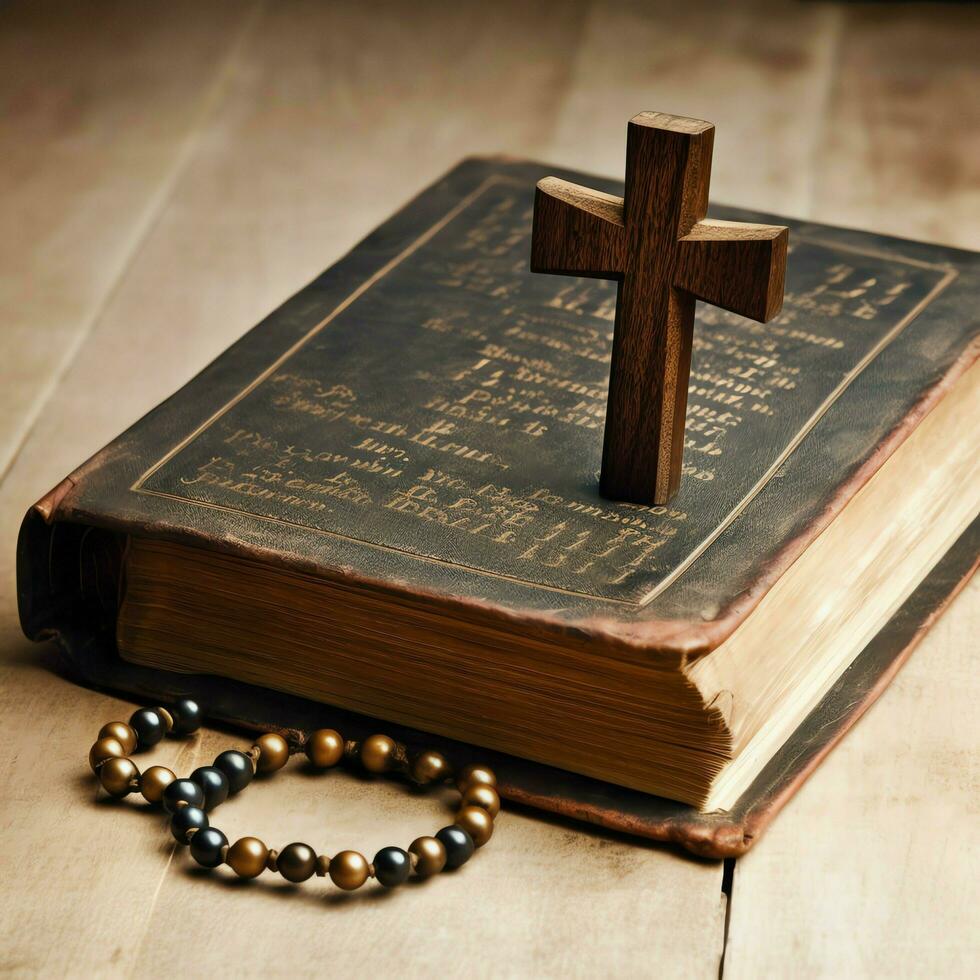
[88,700,500,890]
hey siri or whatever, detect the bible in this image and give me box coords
[18,158,979,851]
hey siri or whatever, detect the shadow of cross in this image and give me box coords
[530,111,788,506]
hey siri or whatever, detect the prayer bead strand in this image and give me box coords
[88,702,499,891]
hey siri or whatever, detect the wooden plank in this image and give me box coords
[0,663,725,976]
[0,0,596,503]
[811,5,980,250]
[1,1,975,974]
[725,8,980,973]
[0,2,726,976]
[0,0,257,480]
[148,730,724,977]
[546,0,842,218]
[724,578,979,978]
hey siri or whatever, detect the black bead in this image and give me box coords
[213,750,254,794]
[190,826,228,868]
[129,708,165,749]
[373,846,411,887]
[278,842,317,883]
[171,805,208,844]
[171,698,204,736]
[436,826,474,870]
[189,766,229,811]
[162,778,206,814]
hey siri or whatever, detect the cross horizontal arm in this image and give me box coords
[674,219,788,322]
[530,177,627,280]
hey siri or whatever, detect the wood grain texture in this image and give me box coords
[532,112,787,504]
[547,0,843,218]
[0,0,976,975]
[723,577,980,979]
[0,2,725,977]
[812,4,980,250]
[0,0,255,482]
[0,667,725,977]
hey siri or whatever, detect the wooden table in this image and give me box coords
[1,2,976,975]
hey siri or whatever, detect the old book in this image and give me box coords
[18,158,979,823]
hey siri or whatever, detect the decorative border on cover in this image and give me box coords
[130,174,958,607]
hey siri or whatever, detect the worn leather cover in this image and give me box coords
[16,158,979,854]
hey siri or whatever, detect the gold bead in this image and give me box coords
[305,729,344,768]
[315,855,331,877]
[411,750,451,785]
[89,737,126,772]
[99,757,139,798]
[360,734,396,774]
[227,837,269,878]
[460,783,501,817]
[98,722,138,755]
[140,765,177,804]
[329,850,369,890]
[254,733,290,773]
[455,805,494,847]
[408,836,447,877]
[155,707,175,732]
[456,764,497,791]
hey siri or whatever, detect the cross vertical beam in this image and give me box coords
[530,112,788,505]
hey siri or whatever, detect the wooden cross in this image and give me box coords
[530,111,788,505]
